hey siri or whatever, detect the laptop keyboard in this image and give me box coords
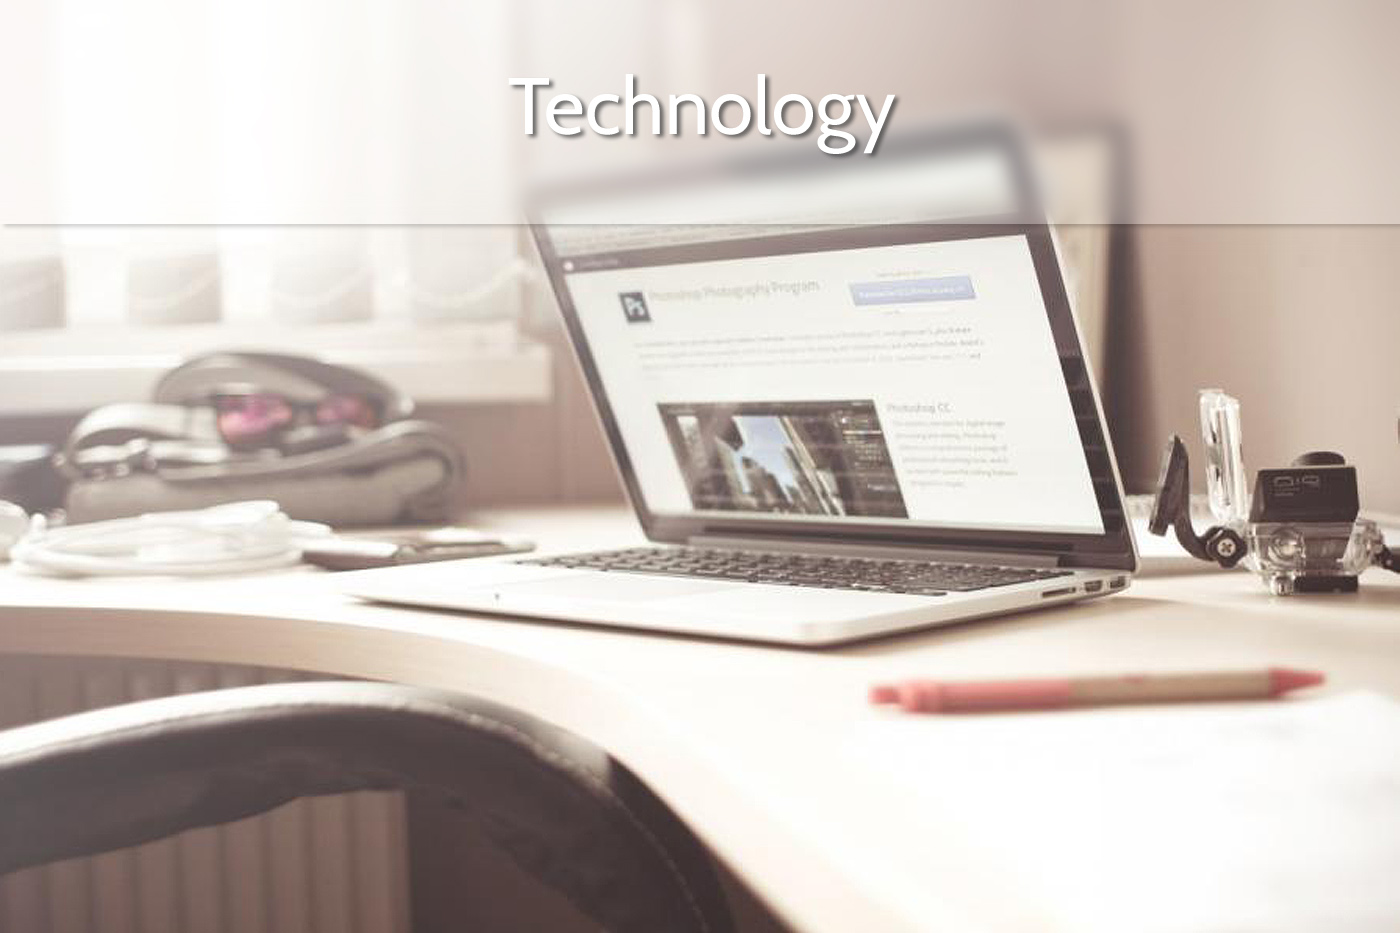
[518,547,1071,596]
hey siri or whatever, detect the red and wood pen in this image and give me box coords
[869,667,1325,714]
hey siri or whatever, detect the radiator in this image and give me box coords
[0,656,412,933]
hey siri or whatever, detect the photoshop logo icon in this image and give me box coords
[619,291,651,323]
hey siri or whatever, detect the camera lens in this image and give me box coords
[1264,526,1306,569]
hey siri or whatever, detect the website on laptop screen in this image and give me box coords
[545,223,1106,536]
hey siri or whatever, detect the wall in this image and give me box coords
[413,285,627,510]
[1107,226,1400,513]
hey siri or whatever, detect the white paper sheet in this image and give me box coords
[855,692,1400,932]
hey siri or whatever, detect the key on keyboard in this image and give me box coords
[518,547,1070,595]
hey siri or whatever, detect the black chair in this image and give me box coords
[0,681,734,933]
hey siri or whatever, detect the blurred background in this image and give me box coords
[3,0,1396,516]
[0,2,1397,930]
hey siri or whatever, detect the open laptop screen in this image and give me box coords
[531,130,1132,566]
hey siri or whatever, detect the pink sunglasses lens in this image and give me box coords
[216,394,295,445]
[315,394,378,429]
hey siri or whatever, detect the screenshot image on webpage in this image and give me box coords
[658,400,908,517]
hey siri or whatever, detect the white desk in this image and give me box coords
[2,505,1398,933]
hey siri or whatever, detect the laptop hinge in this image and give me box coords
[683,534,1062,569]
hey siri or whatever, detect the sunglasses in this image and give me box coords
[212,392,381,449]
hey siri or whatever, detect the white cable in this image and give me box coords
[10,500,329,577]
[0,500,28,556]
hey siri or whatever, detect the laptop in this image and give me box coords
[343,123,1138,645]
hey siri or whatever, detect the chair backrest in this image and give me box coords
[0,681,734,933]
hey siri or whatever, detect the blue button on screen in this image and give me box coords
[849,275,975,306]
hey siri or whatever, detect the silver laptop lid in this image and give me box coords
[529,122,1135,571]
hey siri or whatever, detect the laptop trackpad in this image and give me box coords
[495,573,731,603]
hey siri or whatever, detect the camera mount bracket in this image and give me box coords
[1148,436,1247,569]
